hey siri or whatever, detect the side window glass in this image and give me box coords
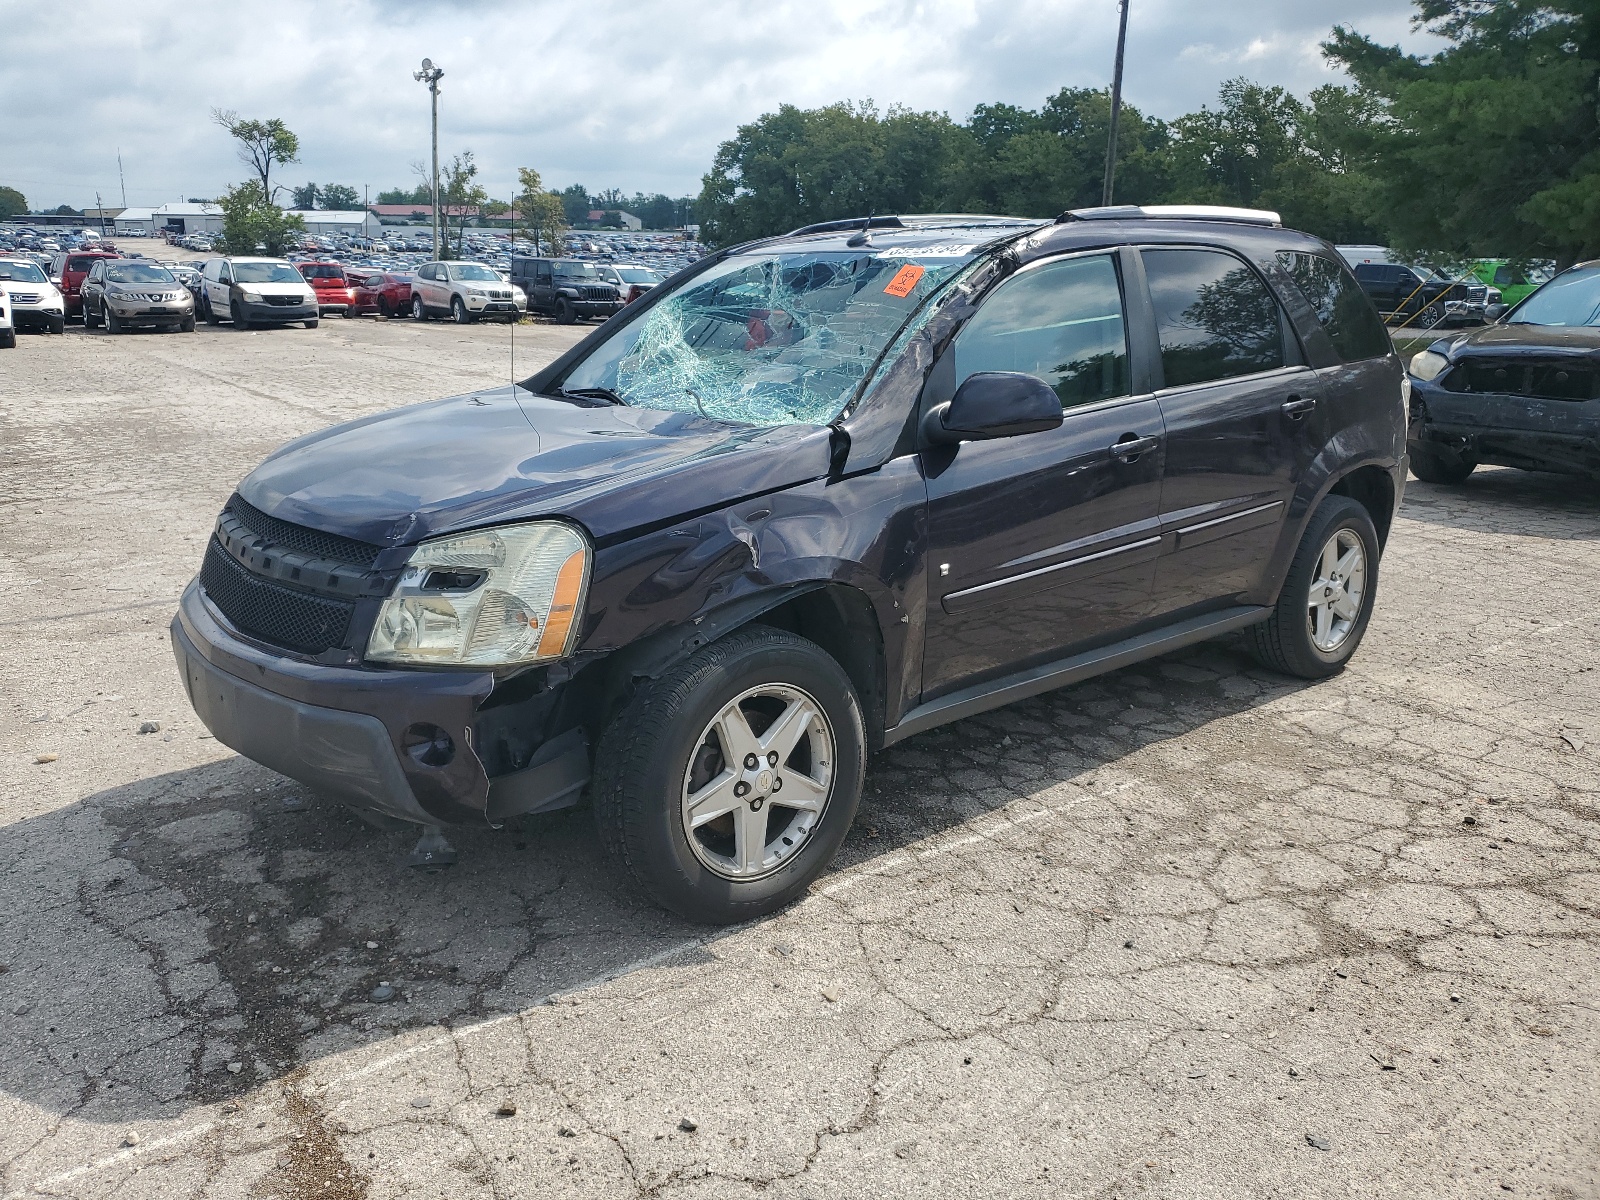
[953,253,1129,410]
[1274,250,1392,363]
[220,264,232,283]
[1142,248,1285,388]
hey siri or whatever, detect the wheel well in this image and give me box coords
[752,584,887,749]
[1329,465,1395,548]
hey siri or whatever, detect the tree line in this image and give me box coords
[696,0,1599,268]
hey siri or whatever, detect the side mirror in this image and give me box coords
[1485,302,1509,322]
[922,371,1063,446]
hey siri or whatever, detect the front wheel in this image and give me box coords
[49,314,66,335]
[411,295,426,320]
[230,300,250,330]
[1249,496,1380,680]
[1409,446,1475,485]
[203,296,219,325]
[84,302,102,330]
[105,309,122,335]
[592,626,866,925]
[554,297,575,325]
[305,318,319,329]
[451,296,474,324]
[180,314,196,333]
[0,328,15,349]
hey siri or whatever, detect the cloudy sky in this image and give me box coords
[3,0,1441,211]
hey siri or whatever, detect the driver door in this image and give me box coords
[920,250,1165,697]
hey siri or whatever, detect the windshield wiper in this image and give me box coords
[559,386,628,406]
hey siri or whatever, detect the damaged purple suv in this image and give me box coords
[172,207,1407,923]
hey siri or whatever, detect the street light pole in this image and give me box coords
[1101,0,1129,207]
[413,59,445,259]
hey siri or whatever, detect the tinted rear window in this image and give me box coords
[1142,248,1285,388]
[300,264,345,280]
[67,256,106,272]
[1275,251,1392,363]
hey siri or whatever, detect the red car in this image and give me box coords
[297,261,354,316]
[50,250,120,318]
[348,271,414,318]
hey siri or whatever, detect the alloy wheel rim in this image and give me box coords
[680,683,835,881]
[1307,528,1366,653]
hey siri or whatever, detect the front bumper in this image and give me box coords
[172,581,591,826]
[1410,381,1600,478]
[573,302,622,318]
[12,306,64,329]
[107,300,193,327]
[240,300,318,323]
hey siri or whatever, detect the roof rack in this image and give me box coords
[785,213,1044,237]
[1057,204,1282,228]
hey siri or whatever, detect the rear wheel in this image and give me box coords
[592,626,866,924]
[1249,496,1380,680]
[1409,446,1475,485]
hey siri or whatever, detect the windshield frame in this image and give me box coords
[1504,264,1600,328]
[106,263,178,284]
[548,242,991,429]
[233,261,306,284]
[0,261,49,283]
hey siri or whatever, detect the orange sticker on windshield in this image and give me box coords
[883,264,925,297]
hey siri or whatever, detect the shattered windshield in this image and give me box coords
[558,247,977,426]
[1509,266,1600,327]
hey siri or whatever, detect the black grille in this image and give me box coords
[579,287,617,302]
[264,294,303,307]
[225,495,382,567]
[201,539,356,654]
[1443,361,1599,402]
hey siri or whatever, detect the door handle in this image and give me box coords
[1282,396,1317,419]
[1110,434,1159,461]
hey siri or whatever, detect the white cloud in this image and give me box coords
[1,0,1442,209]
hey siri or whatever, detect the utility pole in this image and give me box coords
[1101,0,1130,207]
[96,192,107,237]
[413,59,444,259]
[117,149,128,208]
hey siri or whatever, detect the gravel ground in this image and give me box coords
[1,267,1597,1198]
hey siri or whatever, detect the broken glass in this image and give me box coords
[558,248,980,427]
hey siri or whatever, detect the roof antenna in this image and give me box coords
[846,212,874,248]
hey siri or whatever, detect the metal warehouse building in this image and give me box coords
[112,204,381,239]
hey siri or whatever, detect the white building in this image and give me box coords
[113,204,381,239]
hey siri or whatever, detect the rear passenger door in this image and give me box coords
[1141,246,1324,615]
[533,261,554,311]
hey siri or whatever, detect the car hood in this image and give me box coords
[236,386,836,548]
[1435,323,1600,361]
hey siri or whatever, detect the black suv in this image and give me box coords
[1350,261,1488,327]
[172,207,1407,923]
[508,256,624,323]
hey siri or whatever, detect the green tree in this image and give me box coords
[0,186,25,219]
[560,184,592,224]
[216,180,306,256]
[211,110,301,202]
[439,151,488,258]
[514,167,567,254]
[289,182,320,210]
[1326,0,1600,266]
[320,184,360,210]
[697,101,972,245]
[377,184,431,204]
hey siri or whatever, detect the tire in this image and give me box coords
[592,626,866,925]
[378,297,392,319]
[1421,302,1445,327]
[342,305,357,319]
[203,296,219,325]
[1249,495,1381,680]
[1409,446,1475,485]
[179,314,195,333]
[84,302,101,330]
[0,328,14,349]
[105,308,122,335]
[554,297,575,325]
[413,295,428,320]
[305,318,319,329]
[451,296,474,324]
[49,315,66,335]
[230,300,250,330]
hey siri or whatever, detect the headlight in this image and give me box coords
[366,522,590,667]
[242,291,263,303]
[1408,350,1448,382]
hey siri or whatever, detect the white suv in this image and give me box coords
[0,258,66,335]
[0,281,14,349]
[410,261,527,324]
